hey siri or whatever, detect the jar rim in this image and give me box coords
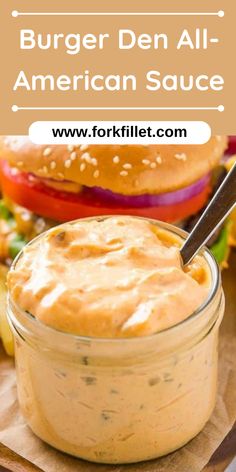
[7,215,221,345]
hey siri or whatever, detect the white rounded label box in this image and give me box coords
[29,121,211,145]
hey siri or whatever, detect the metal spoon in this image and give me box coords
[181,162,236,266]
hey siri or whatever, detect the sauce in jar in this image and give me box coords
[8,216,209,338]
[7,217,224,463]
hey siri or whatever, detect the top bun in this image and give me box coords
[0,136,227,195]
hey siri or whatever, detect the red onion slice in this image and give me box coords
[85,175,210,208]
[227,136,236,155]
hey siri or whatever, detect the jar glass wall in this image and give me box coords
[7,218,224,464]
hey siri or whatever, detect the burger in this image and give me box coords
[0,136,230,267]
[0,135,232,356]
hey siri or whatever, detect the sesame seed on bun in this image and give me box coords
[0,136,228,195]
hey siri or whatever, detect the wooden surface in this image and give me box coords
[203,253,236,472]
[0,254,235,472]
[203,424,236,471]
[0,443,42,472]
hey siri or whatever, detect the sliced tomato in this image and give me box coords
[0,161,211,223]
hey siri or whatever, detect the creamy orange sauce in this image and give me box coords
[8,216,209,338]
[8,216,224,464]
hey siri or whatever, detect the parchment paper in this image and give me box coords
[0,257,235,472]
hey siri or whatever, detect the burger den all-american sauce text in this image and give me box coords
[14,29,224,92]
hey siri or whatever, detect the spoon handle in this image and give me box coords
[181,163,236,266]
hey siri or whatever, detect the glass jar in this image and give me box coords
[7,219,224,464]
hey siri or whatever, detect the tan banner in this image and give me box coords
[1,0,235,135]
